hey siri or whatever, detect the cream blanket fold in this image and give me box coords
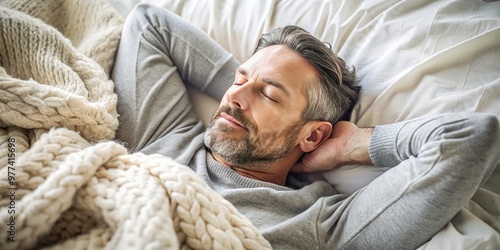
[0,0,271,249]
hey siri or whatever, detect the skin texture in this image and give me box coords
[204,45,372,185]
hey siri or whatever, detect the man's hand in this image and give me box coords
[292,121,374,173]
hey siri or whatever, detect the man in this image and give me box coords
[112,4,500,249]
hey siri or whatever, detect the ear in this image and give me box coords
[299,121,332,153]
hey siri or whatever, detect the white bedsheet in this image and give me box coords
[107,0,500,248]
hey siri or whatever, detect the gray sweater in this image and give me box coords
[140,112,499,249]
[112,5,500,248]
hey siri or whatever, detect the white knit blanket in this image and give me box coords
[0,0,271,249]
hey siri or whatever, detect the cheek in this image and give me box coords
[252,107,288,133]
[220,93,229,106]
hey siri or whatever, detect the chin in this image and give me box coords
[205,125,243,147]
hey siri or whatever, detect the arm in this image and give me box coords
[311,113,500,249]
[294,113,499,185]
[112,4,238,150]
[144,5,239,101]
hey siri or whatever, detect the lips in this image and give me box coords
[220,112,246,129]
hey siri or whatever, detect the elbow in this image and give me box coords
[471,113,500,182]
[462,113,500,174]
[442,113,500,160]
[474,114,500,148]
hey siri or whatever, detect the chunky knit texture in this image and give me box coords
[0,0,270,249]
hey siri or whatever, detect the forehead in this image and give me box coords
[242,45,319,95]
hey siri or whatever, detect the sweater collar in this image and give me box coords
[205,152,293,191]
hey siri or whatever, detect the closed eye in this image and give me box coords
[261,92,278,102]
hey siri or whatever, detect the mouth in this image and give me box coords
[220,112,247,129]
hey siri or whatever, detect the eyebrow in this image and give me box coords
[237,67,291,97]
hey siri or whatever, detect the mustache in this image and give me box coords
[213,104,255,130]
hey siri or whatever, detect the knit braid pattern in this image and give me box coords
[0,0,121,142]
[0,0,271,249]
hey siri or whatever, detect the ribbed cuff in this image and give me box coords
[204,55,240,101]
[369,123,405,168]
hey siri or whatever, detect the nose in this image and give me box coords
[226,83,251,110]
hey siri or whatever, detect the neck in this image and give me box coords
[211,147,302,186]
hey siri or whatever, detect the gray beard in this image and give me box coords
[203,118,303,168]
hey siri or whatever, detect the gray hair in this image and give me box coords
[254,25,360,124]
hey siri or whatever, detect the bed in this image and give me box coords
[110,0,500,247]
[0,0,499,249]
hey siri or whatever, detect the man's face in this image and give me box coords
[204,45,319,168]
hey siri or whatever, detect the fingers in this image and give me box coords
[291,153,317,173]
[291,161,307,173]
[291,154,320,174]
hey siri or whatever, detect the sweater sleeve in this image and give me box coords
[324,113,500,249]
[143,4,240,101]
[112,4,240,150]
[369,113,499,184]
